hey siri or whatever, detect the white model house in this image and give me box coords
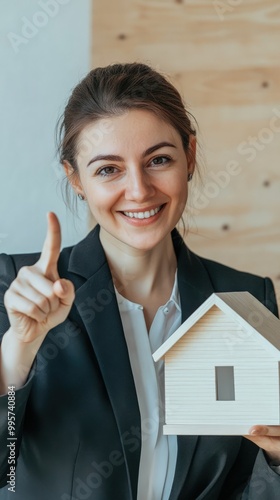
[152,292,280,435]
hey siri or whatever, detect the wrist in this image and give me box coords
[0,328,41,393]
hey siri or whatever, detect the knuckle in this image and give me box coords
[18,265,30,278]
[37,296,50,311]
[44,289,58,307]
[51,296,60,310]
[46,290,58,305]
[26,302,38,317]
[17,265,37,284]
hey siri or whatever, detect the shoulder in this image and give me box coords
[0,225,104,285]
[174,229,269,293]
[0,253,42,313]
[192,251,278,315]
[0,252,40,274]
[0,245,74,288]
[196,252,265,290]
[173,229,278,314]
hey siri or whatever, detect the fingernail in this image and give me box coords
[250,429,261,435]
[249,426,266,435]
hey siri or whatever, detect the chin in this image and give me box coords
[125,233,169,252]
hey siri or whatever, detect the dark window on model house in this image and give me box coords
[215,366,235,401]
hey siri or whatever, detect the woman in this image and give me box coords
[0,63,280,500]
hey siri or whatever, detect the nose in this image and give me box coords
[124,168,156,202]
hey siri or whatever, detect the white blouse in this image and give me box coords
[114,271,182,500]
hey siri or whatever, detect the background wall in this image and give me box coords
[92,0,280,305]
[0,0,91,255]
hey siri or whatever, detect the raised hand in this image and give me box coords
[3,212,75,344]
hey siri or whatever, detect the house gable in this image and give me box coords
[153,292,280,362]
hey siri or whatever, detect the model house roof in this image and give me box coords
[152,292,280,362]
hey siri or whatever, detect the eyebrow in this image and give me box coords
[86,141,177,167]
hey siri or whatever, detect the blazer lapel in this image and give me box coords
[169,230,215,499]
[67,226,141,500]
[172,229,215,322]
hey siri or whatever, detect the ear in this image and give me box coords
[186,134,196,176]
[63,161,84,197]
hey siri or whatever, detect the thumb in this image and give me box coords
[53,279,75,307]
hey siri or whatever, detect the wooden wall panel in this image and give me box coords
[91,0,280,306]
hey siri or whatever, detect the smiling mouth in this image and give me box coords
[121,205,164,219]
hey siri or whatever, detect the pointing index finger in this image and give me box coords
[37,212,61,281]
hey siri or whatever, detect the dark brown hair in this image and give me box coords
[56,62,197,208]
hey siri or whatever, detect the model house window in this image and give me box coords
[215,366,235,401]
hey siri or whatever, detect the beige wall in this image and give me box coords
[91,0,280,307]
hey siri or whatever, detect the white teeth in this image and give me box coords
[123,206,161,219]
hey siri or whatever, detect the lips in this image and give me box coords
[122,205,163,219]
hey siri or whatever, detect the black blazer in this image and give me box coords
[0,227,279,500]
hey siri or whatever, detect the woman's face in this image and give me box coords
[68,109,195,252]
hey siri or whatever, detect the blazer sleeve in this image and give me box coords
[245,277,280,498]
[0,254,35,488]
[221,276,280,499]
[263,276,279,317]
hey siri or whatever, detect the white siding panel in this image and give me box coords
[165,307,280,425]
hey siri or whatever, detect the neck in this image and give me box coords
[99,229,177,303]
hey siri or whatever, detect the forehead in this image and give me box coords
[76,109,181,162]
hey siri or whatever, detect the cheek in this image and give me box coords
[86,185,119,213]
[170,178,189,215]
[169,176,188,200]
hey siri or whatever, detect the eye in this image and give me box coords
[150,155,171,166]
[96,166,118,177]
